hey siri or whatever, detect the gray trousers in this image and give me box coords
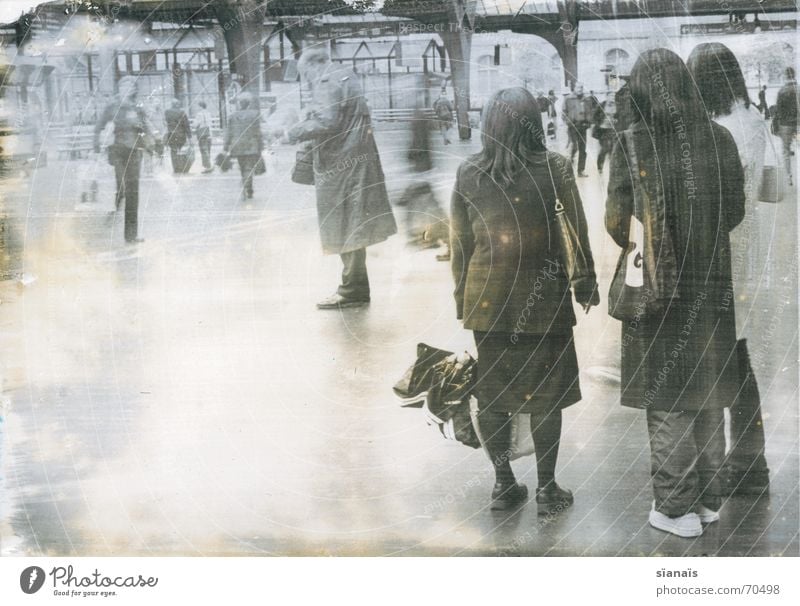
[337,248,370,301]
[647,409,725,517]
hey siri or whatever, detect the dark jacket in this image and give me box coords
[94,97,151,151]
[775,80,798,130]
[224,108,263,157]
[164,107,191,149]
[605,121,745,411]
[289,64,396,255]
[451,151,595,334]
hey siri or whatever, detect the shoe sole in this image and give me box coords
[698,512,720,524]
[648,516,702,538]
[317,300,369,310]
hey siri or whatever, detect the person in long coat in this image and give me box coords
[93,75,153,244]
[688,42,771,497]
[605,48,745,538]
[224,92,263,200]
[164,98,191,173]
[451,87,599,513]
[287,48,397,309]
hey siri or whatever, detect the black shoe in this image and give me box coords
[490,482,528,511]
[722,469,770,497]
[535,482,573,516]
[125,238,145,245]
[316,293,370,310]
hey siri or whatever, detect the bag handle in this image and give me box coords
[544,151,565,215]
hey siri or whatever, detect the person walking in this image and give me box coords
[605,49,745,538]
[285,48,397,309]
[164,98,191,173]
[593,91,618,175]
[432,88,454,145]
[451,87,599,513]
[223,92,263,201]
[195,100,214,174]
[758,85,770,119]
[688,42,771,497]
[774,67,798,185]
[93,75,153,244]
[563,83,591,177]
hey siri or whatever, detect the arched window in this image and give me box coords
[605,48,631,74]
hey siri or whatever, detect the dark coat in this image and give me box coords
[94,97,151,151]
[605,121,745,412]
[450,151,595,335]
[164,107,191,149]
[289,65,396,255]
[224,108,263,157]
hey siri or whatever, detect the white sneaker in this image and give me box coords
[696,505,720,524]
[649,505,703,538]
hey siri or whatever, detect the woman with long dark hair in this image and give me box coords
[605,49,745,537]
[451,87,598,513]
[688,42,771,497]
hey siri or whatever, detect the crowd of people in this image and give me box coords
[88,42,797,539]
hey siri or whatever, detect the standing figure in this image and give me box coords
[164,98,191,174]
[195,100,214,174]
[563,83,592,177]
[546,89,558,139]
[285,48,397,310]
[451,87,599,512]
[433,88,454,145]
[688,42,771,497]
[593,91,618,175]
[223,92,263,201]
[93,75,153,244]
[774,67,798,185]
[605,49,745,538]
[758,85,770,119]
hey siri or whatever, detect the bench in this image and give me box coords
[55,129,95,160]
[372,108,439,123]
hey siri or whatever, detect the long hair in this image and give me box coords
[628,48,703,136]
[687,42,751,117]
[470,87,547,187]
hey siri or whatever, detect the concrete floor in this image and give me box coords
[0,129,797,556]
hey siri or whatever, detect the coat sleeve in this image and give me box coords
[288,78,345,143]
[450,166,474,321]
[552,154,599,304]
[605,136,633,249]
[717,126,746,231]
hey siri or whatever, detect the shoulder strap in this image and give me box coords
[544,152,565,214]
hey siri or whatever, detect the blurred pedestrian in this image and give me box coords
[223,92,263,201]
[605,48,745,538]
[593,91,618,175]
[563,83,591,176]
[433,88,454,145]
[774,67,798,185]
[689,42,772,497]
[195,100,214,174]
[93,75,153,244]
[451,87,598,513]
[285,48,397,309]
[164,98,191,173]
[758,85,770,119]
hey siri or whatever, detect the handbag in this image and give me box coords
[608,130,679,321]
[758,126,784,203]
[291,143,315,185]
[545,153,599,307]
